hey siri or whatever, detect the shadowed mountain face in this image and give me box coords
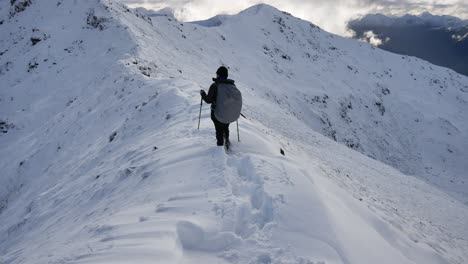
[348,13,468,76]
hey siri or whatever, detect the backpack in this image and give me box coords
[214,83,242,124]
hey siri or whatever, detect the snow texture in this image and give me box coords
[0,1,467,264]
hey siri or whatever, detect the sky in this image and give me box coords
[119,0,468,36]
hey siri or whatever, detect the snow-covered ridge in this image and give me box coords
[134,6,175,18]
[190,15,232,27]
[1,1,467,263]
[174,3,468,201]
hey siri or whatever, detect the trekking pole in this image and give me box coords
[197,97,203,130]
[236,120,240,142]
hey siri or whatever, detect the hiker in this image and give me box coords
[200,66,242,149]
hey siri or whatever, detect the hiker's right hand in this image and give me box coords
[200,90,206,96]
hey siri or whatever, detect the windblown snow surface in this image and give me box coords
[1,1,467,264]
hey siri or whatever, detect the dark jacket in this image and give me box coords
[202,78,235,110]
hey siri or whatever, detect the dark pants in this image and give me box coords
[211,111,230,146]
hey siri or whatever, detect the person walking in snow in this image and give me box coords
[200,66,242,150]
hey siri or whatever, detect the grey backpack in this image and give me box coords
[215,83,242,124]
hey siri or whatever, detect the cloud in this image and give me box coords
[118,0,468,36]
[360,30,389,46]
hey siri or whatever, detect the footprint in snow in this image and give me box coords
[176,220,241,252]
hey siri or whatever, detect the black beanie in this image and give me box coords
[216,66,228,78]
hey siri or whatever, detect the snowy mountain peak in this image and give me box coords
[190,14,231,27]
[154,6,176,17]
[190,4,289,27]
[239,3,282,15]
[135,6,176,18]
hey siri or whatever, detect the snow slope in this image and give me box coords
[1,1,467,264]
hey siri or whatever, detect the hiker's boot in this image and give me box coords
[225,139,231,151]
